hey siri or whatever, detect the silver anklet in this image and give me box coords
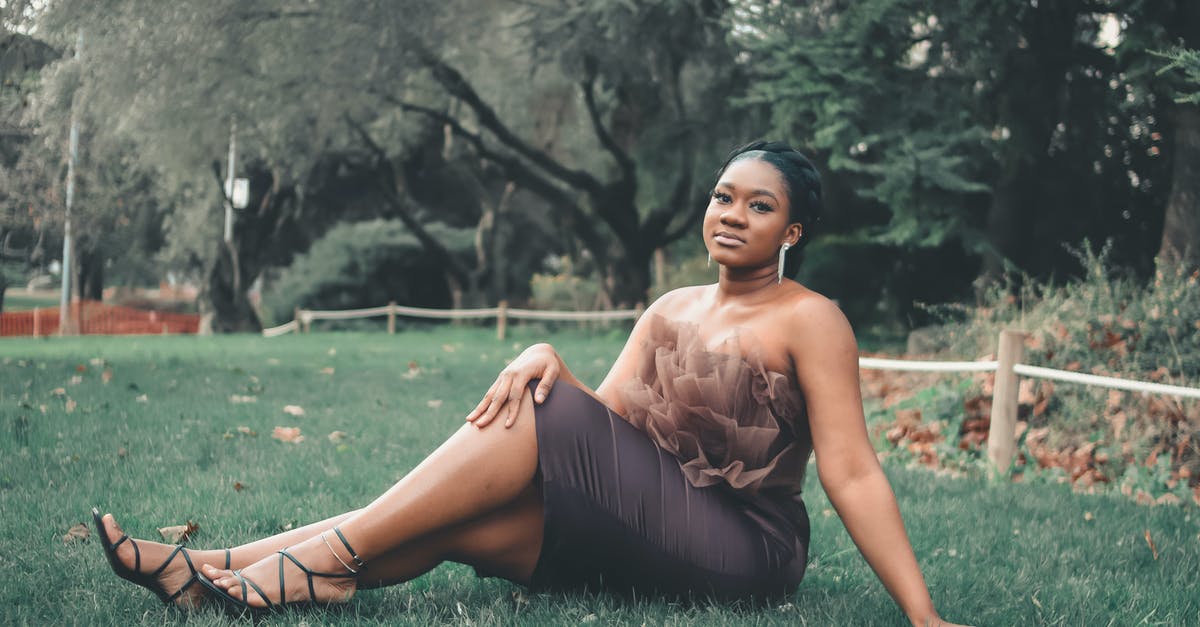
[321,531,358,574]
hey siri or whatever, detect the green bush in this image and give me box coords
[262,219,474,326]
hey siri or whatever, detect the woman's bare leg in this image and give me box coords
[202,388,544,607]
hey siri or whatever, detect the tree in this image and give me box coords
[740,0,1185,305]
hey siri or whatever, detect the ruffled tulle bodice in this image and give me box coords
[617,314,812,497]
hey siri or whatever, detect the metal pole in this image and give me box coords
[223,117,237,244]
[59,31,83,335]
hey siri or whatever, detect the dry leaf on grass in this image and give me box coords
[401,361,421,380]
[236,426,258,437]
[62,523,90,543]
[69,375,83,385]
[1143,529,1158,560]
[320,367,335,375]
[76,364,87,373]
[158,521,199,544]
[442,344,457,353]
[327,431,347,443]
[229,395,257,404]
[283,405,305,417]
[427,399,443,409]
[272,426,305,443]
[51,387,66,396]
[233,481,246,492]
[327,347,337,356]
[101,369,113,384]
[135,394,148,403]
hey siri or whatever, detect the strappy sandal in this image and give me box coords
[92,507,231,607]
[197,526,366,615]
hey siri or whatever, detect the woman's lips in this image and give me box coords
[713,233,744,246]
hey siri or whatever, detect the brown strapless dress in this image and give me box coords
[488,314,812,600]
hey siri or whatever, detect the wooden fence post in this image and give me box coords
[496,300,508,341]
[33,309,41,338]
[987,329,1025,475]
[387,301,396,335]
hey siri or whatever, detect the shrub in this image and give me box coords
[262,219,474,326]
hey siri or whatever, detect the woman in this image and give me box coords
[95,141,962,625]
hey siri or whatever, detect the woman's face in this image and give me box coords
[703,157,801,272]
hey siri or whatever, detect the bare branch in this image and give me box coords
[413,46,606,196]
[579,60,636,187]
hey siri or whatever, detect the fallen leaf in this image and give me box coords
[158,521,199,544]
[89,358,104,366]
[327,431,347,443]
[69,375,83,385]
[427,399,443,409]
[229,395,257,404]
[1084,511,1094,521]
[1143,529,1158,560]
[62,523,90,543]
[233,481,245,492]
[402,361,421,380]
[101,369,113,384]
[272,426,305,443]
[76,364,87,373]
[320,367,335,375]
[236,426,258,436]
[282,405,305,417]
[51,387,66,396]
[327,348,337,356]
[65,399,77,413]
[117,447,127,458]
[135,394,148,403]
[442,344,456,353]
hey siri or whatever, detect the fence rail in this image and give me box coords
[265,306,1199,475]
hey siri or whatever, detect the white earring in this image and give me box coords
[777,242,790,284]
[707,252,712,268]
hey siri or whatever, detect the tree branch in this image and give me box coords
[368,92,613,268]
[344,115,473,286]
[579,60,637,187]
[413,46,606,196]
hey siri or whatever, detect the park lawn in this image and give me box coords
[1,327,1196,626]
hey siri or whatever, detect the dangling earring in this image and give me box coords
[707,252,712,268]
[776,242,790,284]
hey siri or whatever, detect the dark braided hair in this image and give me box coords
[713,140,823,278]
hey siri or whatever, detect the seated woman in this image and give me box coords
[95,140,963,626]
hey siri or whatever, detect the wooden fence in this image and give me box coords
[264,307,1200,474]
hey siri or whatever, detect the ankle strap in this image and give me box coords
[333,526,367,571]
[321,532,358,575]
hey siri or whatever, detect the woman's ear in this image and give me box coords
[785,223,803,247]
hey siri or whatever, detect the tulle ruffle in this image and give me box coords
[617,314,811,495]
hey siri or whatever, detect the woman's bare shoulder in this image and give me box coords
[780,285,855,347]
[646,284,711,318]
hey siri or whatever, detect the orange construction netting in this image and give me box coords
[0,300,200,337]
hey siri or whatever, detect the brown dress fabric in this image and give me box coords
[501,315,812,600]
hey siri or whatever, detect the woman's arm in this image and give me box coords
[789,297,946,627]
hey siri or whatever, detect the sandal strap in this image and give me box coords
[224,548,231,570]
[235,569,275,610]
[332,527,367,571]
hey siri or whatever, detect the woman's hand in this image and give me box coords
[465,343,561,428]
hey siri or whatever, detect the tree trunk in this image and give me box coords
[1157,102,1200,274]
[980,164,1024,286]
[77,245,104,301]
[203,242,262,333]
[607,245,652,308]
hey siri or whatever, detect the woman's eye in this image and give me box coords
[711,190,731,203]
[751,201,773,213]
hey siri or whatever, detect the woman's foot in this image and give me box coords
[200,532,358,609]
[95,511,228,609]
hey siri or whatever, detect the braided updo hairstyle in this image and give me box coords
[713,140,823,278]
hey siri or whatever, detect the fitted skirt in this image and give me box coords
[515,381,809,601]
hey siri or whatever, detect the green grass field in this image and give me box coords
[2,326,1196,625]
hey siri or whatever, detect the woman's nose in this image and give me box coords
[720,206,747,226]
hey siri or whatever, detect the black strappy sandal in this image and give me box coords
[197,526,365,615]
[92,507,231,607]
